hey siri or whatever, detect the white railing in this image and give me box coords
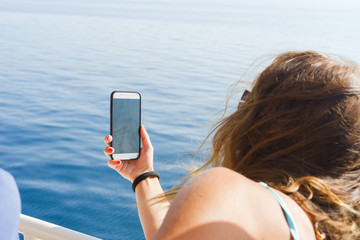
[19,214,102,240]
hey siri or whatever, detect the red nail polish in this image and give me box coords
[107,148,114,154]
[106,135,111,141]
[115,160,120,164]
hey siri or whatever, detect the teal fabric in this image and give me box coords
[259,182,300,240]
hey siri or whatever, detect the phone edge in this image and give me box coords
[110,91,141,160]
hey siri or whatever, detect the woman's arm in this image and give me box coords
[105,125,170,240]
[135,177,169,239]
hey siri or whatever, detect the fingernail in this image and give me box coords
[115,160,120,164]
[106,135,111,141]
[107,148,114,154]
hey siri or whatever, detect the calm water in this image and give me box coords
[1,0,360,239]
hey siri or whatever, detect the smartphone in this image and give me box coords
[110,91,141,160]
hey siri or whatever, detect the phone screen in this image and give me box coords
[111,92,141,160]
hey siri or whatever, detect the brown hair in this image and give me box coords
[165,51,360,239]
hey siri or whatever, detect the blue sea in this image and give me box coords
[1,0,360,239]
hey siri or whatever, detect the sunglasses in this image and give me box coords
[238,89,251,109]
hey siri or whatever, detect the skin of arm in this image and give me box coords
[135,177,170,239]
[152,167,262,240]
[152,167,316,240]
[105,125,170,240]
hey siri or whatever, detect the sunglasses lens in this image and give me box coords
[238,90,251,109]
[241,90,251,101]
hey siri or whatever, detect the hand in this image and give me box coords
[104,125,154,182]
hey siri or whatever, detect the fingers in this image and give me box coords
[107,159,121,169]
[104,135,112,146]
[104,126,153,160]
[104,135,114,158]
[140,125,153,150]
[104,146,114,158]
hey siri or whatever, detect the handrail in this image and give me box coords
[19,214,102,240]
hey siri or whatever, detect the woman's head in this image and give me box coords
[163,51,359,239]
[218,51,360,180]
[210,51,360,238]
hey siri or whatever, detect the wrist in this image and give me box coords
[132,171,160,192]
[130,169,155,183]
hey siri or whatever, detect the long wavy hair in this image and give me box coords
[163,51,360,239]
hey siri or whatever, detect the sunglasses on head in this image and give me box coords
[238,89,251,109]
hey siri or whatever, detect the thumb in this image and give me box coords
[140,125,153,150]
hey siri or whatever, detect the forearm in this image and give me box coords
[135,176,170,240]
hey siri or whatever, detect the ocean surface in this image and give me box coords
[1,0,360,239]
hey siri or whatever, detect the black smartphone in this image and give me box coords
[110,91,141,160]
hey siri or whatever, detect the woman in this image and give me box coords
[104,51,360,240]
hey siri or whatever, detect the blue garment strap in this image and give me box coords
[259,182,300,240]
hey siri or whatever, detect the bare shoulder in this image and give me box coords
[176,167,255,200]
[153,167,256,240]
[153,167,315,240]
